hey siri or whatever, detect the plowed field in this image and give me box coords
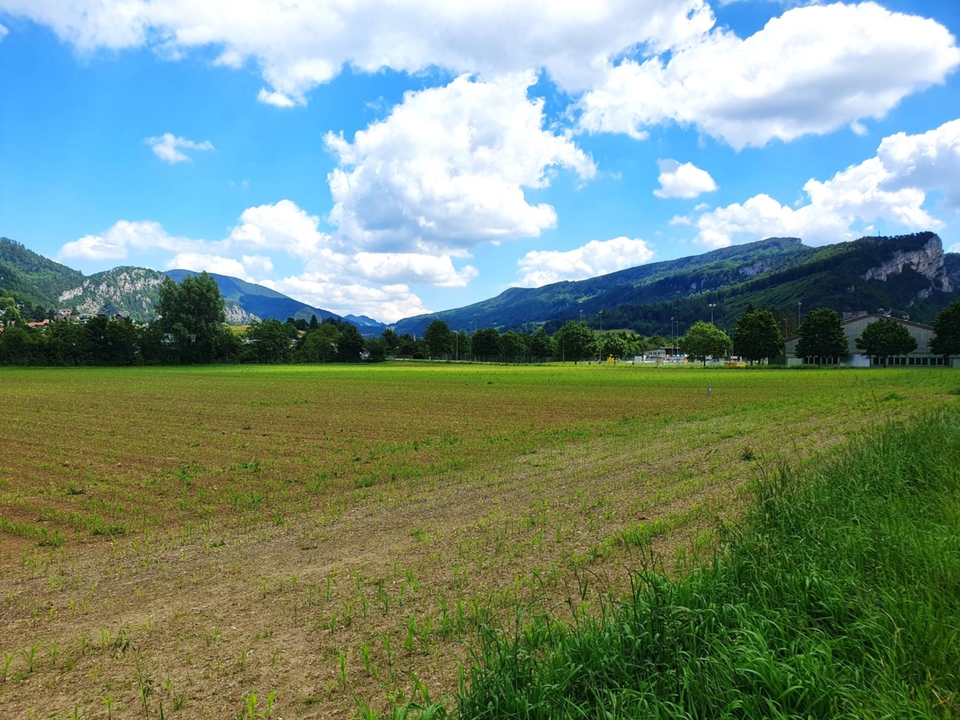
[1,363,956,718]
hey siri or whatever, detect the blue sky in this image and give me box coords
[1,1,959,322]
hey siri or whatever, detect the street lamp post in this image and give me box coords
[579,309,584,325]
[797,301,802,328]
[709,303,717,324]
[473,314,478,334]
[670,316,675,356]
[455,331,459,361]
[598,309,603,361]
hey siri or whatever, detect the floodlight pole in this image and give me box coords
[709,303,717,324]
[598,310,603,361]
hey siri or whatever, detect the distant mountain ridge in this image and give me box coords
[163,271,386,333]
[4,234,958,338]
[394,233,960,336]
[164,269,335,326]
[0,237,387,333]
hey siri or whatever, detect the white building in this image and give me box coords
[785,312,959,368]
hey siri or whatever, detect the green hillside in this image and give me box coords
[0,237,84,307]
[589,234,958,336]
[395,233,958,336]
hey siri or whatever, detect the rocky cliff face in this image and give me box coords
[738,258,778,279]
[225,304,260,325]
[862,234,953,293]
[58,267,166,322]
[59,266,262,325]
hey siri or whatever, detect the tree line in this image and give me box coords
[2,272,959,366]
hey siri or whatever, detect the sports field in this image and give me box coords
[0,364,956,718]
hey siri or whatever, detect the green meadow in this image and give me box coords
[0,363,957,718]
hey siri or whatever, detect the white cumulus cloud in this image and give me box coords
[0,0,713,105]
[0,23,8,41]
[579,2,960,149]
[262,276,429,323]
[516,236,654,287]
[352,253,478,288]
[166,253,273,280]
[57,199,484,322]
[693,119,960,248]
[59,220,189,261]
[227,200,337,261]
[654,159,717,199]
[145,133,215,164]
[326,73,595,254]
[876,120,960,209]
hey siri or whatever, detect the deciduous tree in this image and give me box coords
[733,308,784,364]
[795,308,848,363]
[423,320,454,359]
[298,324,339,363]
[598,333,628,361]
[930,299,960,356]
[855,318,917,364]
[472,328,501,361]
[397,333,420,357]
[157,272,228,364]
[337,324,365,362]
[381,328,400,354]
[242,319,292,363]
[499,331,527,362]
[455,330,471,360]
[552,321,595,364]
[529,327,552,361]
[365,336,387,362]
[680,321,732,366]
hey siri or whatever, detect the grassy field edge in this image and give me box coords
[440,408,960,719]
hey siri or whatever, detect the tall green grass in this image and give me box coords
[456,409,960,719]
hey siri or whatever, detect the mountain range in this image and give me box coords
[2,233,958,338]
[0,238,386,333]
[394,232,960,336]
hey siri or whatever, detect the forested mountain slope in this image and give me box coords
[395,233,958,336]
[0,238,84,307]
